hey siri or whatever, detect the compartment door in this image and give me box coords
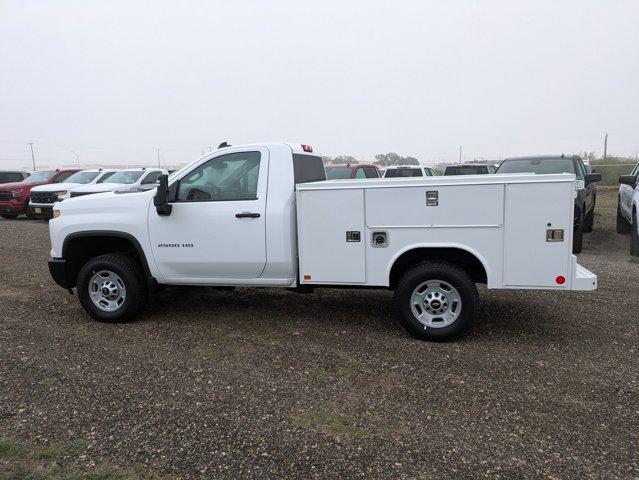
[297,189,366,284]
[503,182,572,287]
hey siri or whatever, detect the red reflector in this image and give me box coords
[555,275,566,285]
[301,144,313,153]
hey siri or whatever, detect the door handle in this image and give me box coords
[235,212,260,218]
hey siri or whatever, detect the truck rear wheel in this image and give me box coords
[77,254,146,323]
[572,211,584,254]
[394,261,479,341]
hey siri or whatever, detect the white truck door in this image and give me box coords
[148,148,268,281]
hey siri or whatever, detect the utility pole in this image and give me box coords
[603,133,608,160]
[71,151,80,167]
[157,148,161,168]
[28,143,36,170]
[459,146,462,164]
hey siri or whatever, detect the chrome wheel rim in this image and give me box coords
[410,279,461,328]
[88,270,126,312]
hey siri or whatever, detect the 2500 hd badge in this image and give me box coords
[158,243,194,248]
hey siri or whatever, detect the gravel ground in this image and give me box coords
[0,188,637,479]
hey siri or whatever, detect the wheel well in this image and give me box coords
[64,234,148,288]
[389,248,487,288]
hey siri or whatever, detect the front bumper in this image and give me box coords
[0,200,26,215]
[49,258,69,289]
[28,203,54,219]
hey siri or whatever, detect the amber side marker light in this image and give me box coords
[303,274,312,281]
[53,210,61,219]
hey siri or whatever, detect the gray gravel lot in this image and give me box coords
[0,188,637,479]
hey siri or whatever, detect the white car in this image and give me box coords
[28,169,119,219]
[384,165,439,178]
[617,163,639,256]
[47,142,596,341]
[69,168,167,198]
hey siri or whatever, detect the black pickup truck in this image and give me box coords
[496,155,601,253]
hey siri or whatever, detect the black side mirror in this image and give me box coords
[154,174,173,216]
[585,173,601,184]
[619,175,638,187]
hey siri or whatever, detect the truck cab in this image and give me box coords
[48,142,596,341]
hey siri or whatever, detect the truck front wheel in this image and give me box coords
[77,254,146,323]
[394,261,479,340]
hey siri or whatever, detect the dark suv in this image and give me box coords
[496,155,601,253]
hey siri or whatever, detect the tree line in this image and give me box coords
[323,153,420,166]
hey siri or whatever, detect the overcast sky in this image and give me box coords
[1,0,638,169]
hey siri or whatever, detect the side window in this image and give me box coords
[178,151,261,202]
[363,167,379,178]
[632,164,639,177]
[354,168,366,179]
[574,160,586,180]
[54,171,75,183]
[424,168,432,176]
[141,171,161,184]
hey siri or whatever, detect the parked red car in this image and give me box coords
[0,169,80,219]
[325,163,381,179]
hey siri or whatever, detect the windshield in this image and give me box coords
[23,171,56,183]
[62,171,101,184]
[385,168,423,177]
[497,158,575,175]
[445,166,488,175]
[325,167,353,180]
[102,171,145,184]
[97,171,117,183]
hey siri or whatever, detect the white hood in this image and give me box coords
[31,183,83,193]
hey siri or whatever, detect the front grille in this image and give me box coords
[0,191,11,201]
[70,191,100,198]
[30,192,58,204]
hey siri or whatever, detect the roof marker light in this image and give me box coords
[555,275,566,285]
[301,144,313,153]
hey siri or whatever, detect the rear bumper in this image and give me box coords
[48,258,69,289]
[572,263,597,290]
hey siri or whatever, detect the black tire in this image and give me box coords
[631,210,639,257]
[583,207,594,233]
[1,214,18,219]
[394,261,479,341]
[617,201,631,234]
[77,254,146,323]
[572,211,584,254]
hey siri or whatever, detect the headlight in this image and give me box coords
[53,210,61,219]
[10,189,22,198]
[55,190,69,200]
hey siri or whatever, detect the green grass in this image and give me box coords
[34,438,88,461]
[84,469,122,480]
[0,437,25,460]
[292,405,364,437]
[0,466,41,480]
[630,256,639,264]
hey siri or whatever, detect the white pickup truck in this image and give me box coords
[48,142,597,340]
[617,163,639,256]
